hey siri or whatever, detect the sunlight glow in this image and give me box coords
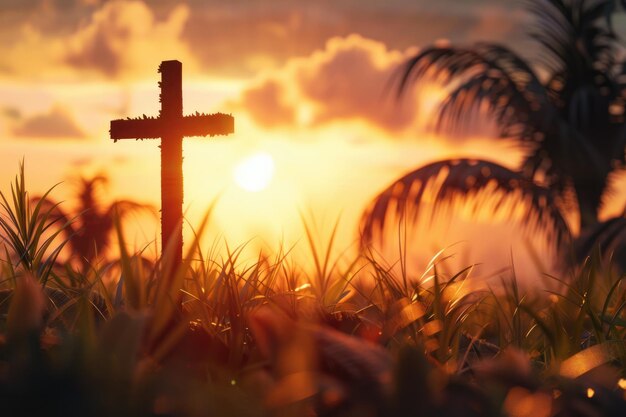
[233,152,275,192]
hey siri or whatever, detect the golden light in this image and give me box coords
[233,152,275,192]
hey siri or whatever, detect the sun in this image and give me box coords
[233,152,275,192]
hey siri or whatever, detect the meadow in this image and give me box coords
[0,163,625,417]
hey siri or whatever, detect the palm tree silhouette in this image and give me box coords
[360,0,626,260]
[34,175,155,273]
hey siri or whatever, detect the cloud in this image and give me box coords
[13,105,86,139]
[180,0,530,78]
[64,1,195,78]
[295,35,415,130]
[1,107,22,120]
[0,0,534,81]
[237,34,417,132]
[0,1,196,80]
[239,80,297,129]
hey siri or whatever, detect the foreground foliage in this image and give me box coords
[0,165,625,417]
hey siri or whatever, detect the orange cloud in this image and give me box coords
[239,80,297,129]
[13,104,86,139]
[65,1,195,78]
[180,1,530,78]
[0,1,195,80]
[237,34,417,133]
[0,1,533,81]
[1,107,21,120]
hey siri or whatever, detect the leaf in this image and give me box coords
[360,159,570,247]
[559,342,621,379]
[382,297,426,338]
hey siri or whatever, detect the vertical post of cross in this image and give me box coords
[159,60,184,269]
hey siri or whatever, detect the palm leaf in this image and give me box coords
[529,0,620,134]
[397,42,555,143]
[528,0,616,70]
[522,118,609,192]
[360,159,569,247]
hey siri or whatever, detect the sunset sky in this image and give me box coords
[1,0,625,277]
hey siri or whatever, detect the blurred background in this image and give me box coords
[1,0,625,283]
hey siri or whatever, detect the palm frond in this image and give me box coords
[528,0,617,71]
[397,42,554,143]
[530,0,621,131]
[521,117,609,189]
[360,159,569,247]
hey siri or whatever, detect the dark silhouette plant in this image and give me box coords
[33,174,155,273]
[360,0,626,262]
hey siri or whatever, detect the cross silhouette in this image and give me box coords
[110,60,234,270]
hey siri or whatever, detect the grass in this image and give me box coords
[0,164,625,417]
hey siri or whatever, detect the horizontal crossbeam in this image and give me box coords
[110,113,234,141]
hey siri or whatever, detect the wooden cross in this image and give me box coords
[110,60,234,270]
